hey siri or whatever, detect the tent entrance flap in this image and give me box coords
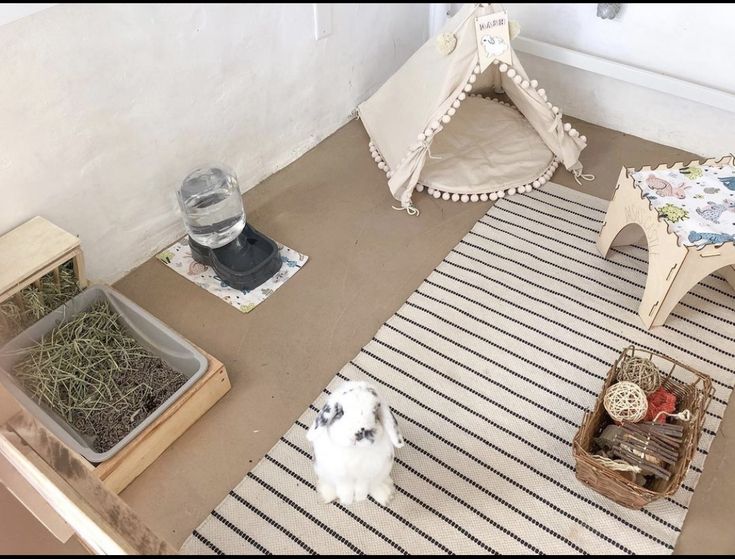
[418,96,557,198]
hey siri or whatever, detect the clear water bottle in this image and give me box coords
[177,165,246,248]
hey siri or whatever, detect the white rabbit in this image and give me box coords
[306,380,404,506]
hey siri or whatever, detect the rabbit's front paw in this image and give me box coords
[354,482,370,503]
[336,484,355,506]
[369,478,395,506]
[317,480,337,504]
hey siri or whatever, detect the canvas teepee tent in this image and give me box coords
[358,3,591,212]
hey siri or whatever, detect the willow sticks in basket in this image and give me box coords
[572,345,714,509]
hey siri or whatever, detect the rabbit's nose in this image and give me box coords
[355,428,375,443]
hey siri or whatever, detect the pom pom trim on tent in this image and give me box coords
[367,58,586,204]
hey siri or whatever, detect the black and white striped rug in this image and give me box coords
[182,183,734,555]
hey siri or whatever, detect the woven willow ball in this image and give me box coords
[617,356,661,394]
[604,381,648,423]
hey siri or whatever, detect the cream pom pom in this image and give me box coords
[507,68,517,78]
[489,192,498,201]
[451,193,460,202]
[499,63,508,73]
[470,194,479,202]
[480,193,489,202]
[461,194,469,203]
[416,184,424,193]
[442,192,450,200]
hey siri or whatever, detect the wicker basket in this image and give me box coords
[573,345,714,509]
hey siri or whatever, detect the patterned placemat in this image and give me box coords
[156,237,308,313]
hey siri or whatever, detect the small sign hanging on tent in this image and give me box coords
[475,11,512,72]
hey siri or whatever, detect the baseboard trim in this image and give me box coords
[513,36,735,114]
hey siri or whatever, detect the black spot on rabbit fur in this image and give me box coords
[316,404,331,428]
[315,401,345,429]
[390,410,404,444]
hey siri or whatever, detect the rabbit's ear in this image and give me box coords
[378,399,404,448]
[307,401,344,441]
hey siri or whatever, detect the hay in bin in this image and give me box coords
[0,262,81,345]
[13,301,187,454]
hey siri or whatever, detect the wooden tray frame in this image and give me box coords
[0,216,231,553]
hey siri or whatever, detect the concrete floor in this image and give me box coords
[2,117,733,555]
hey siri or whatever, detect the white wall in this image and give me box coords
[0,3,429,282]
[504,3,735,156]
[0,3,55,27]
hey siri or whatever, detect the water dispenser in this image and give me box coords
[177,164,282,291]
[178,165,246,249]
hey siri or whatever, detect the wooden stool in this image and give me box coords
[598,156,735,329]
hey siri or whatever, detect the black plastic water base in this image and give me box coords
[188,223,282,291]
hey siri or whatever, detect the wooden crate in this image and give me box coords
[0,216,87,304]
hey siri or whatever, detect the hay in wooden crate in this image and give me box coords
[0,263,81,344]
